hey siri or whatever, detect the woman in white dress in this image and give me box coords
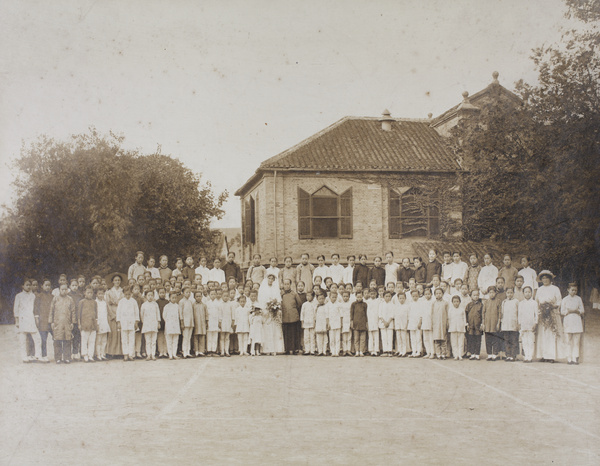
[258,273,284,355]
[535,270,563,362]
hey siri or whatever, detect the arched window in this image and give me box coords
[298,186,352,239]
[389,187,440,238]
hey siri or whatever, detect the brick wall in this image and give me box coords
[241,171,461,266]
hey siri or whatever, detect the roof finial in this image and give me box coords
[462,91,469,101]
[427,112,433,119]
[492,71,499,84]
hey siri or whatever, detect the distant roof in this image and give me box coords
[432,79,522,128]
[236,116,459,196]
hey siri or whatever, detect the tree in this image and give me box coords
[452,0,600,281]
[0,129,227,321]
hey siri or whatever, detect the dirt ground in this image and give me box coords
[1,313,600,465]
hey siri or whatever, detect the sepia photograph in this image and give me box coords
[1,0,599,464]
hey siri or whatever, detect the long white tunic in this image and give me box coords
[384,263,399,285]
[478,264,499,297]
[518,299,538,331]
[561,295,584,333]
[96,299,111,334]
[519,266,538,291]
[14,291,37,333]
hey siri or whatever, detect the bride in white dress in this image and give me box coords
[258,273,284,355]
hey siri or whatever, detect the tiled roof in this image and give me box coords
[259,117,460,172]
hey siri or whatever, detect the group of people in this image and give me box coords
[12,249,586,365]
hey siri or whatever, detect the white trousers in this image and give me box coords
[341,331,351,353]
[450,332,465,358]
[380,328,393,352]
[19,332,41,360]
[144,331,157,357]
[121,330,135,358]
[368,330,379,354]
[95,333,108,358]
[157,331,167,356]
[329,329,340,355]
[316,332,327,354]
[182,327,193,356]
[422,330,434,355]
[219,331,230,355]
[410,330,422,355]
[566,333,581,361]
[303,328,315,354]
[80,330,97,358]
[521,330,535,361]
[395,329,410,354]
[237,333,249,354]
[207,331,219,352]
[166,333,179,358]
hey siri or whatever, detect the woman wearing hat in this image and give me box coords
[105,272,126,358]
[535,270,563,362]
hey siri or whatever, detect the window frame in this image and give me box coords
[389,187,440,239]
[298,186,352,239]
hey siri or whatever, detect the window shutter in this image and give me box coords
[244,200,252,244]
[298,188,311,239]
[249,197,256,244]
[389,189,401,239]
[340,188,352,238]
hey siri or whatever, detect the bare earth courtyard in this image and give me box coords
[2,317,600,465]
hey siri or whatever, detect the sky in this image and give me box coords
[0,0,570,228]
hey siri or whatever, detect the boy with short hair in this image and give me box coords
[482,286,502,360]
[499,287,519,361]
[518,287,538,362]
[49,284,76,363]
[116,286,140,361]
[78,286,98,362]
[179,287,195,358]
[300,292,316,355]
[140,290,161,360]
[192,290,207,356]
[350,290,368,356]
[366,289,380,356]
[33,278,53,362]
[339,291,352,356]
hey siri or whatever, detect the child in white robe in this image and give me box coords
[518,287,538,362]
[234,295,250,356]
[561,283,584,365]
[163,293,181,359]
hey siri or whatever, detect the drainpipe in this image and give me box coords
[274,170,278,258]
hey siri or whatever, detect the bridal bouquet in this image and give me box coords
[539,302,559,335]
[266,299,282,324]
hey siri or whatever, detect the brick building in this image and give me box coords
[235,73,520,265]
